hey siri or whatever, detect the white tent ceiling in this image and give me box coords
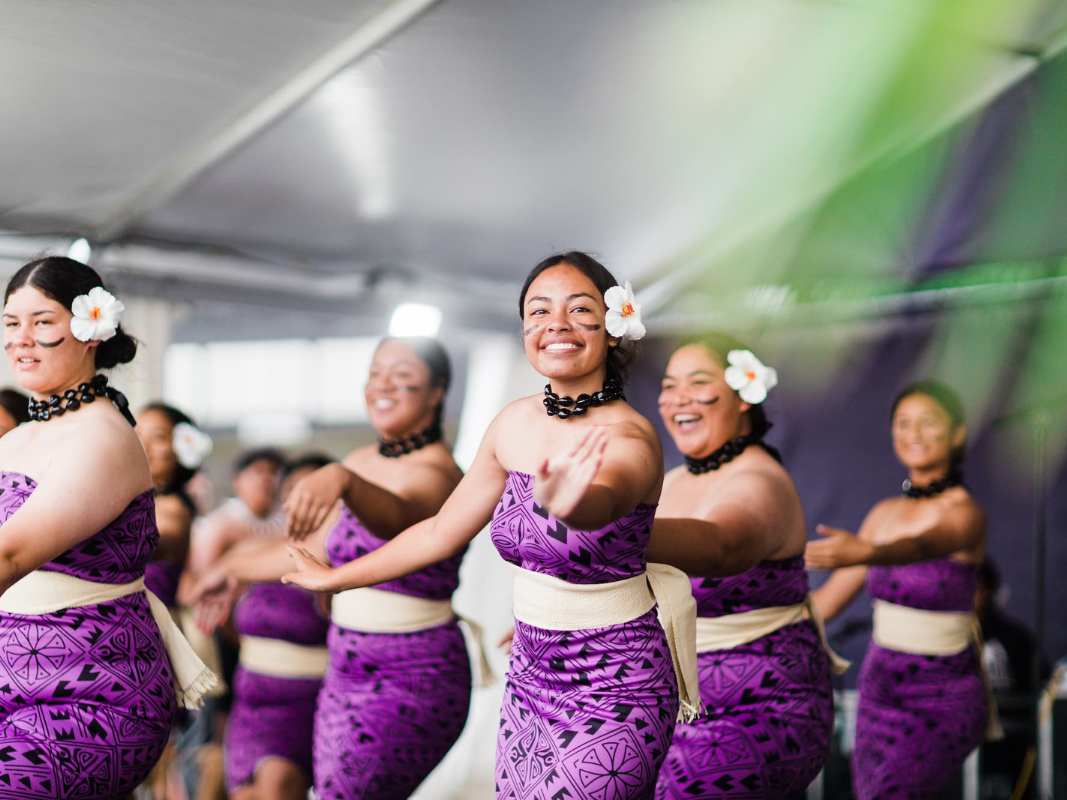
[2,0,1065,337]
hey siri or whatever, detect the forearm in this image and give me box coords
[810,566,867,621]
[556,485,641,532]
[648,518,762,577]
[319,516,463,592]
[219,539,294,583]
[339,469,420,539]
[867,534,950,566]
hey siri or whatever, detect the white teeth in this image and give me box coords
[373,399,396,410]
[673,414,701,424]
[545,342,579,352]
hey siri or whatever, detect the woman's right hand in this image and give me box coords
[285,463,349,540]
[187,568,241,634]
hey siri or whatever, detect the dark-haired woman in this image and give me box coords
[0,387,30,436]
[194,336,473,799]
[189,454,333,800]
[136,402,210,611]
[284,252,700,800]
[648,340,840,799]
[0,257,212,798]
[807,381,989,799]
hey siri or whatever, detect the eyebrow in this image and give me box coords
[525,292,598,306]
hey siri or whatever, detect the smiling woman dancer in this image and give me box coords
[136,402,211,611]
[285,251,701,800]
[0,257,213,799]
[648,337,841,799]
[807,380,990,799]
[194,335,472,800]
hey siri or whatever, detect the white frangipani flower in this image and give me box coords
[724,349,778,405]
[172,422,213,469]
[603,281,646,341]
[70,287,124,343]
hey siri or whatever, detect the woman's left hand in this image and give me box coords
[282,545,339,592]
[533,426,608,521]
[805,524,874,569]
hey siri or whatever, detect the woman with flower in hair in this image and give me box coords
[284,251,701,800]
[136,402,212,611]
[807,380,989,798]
[0,256,213,798]
[649,337,841,799]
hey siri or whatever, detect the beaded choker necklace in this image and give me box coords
[685,431,762,475]
[378,421,442,458]
[27,374,136,426]
[901,472,961,499]
[543,376,625,419]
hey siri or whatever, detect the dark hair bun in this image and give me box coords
[94,327,138,368]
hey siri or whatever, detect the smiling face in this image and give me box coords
[891,392,964,474]
[136,408,178,489]
[521,263,612,384]
[3,286,97,398]
[364,339,443,440]
[659,343,750,459]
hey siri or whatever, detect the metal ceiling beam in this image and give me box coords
[91,0,441,242]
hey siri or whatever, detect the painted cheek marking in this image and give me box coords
[576,323,602,332]
[523,323,543,337]
[694,396,720,406]
[36,338,65,348]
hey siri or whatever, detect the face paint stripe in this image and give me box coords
[36,338,65,348]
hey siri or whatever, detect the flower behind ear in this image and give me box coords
[724,349,778,404]
[604,281,646,341]
[173,423,214,469]
[70,287,124,343]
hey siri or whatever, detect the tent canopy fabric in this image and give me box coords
[1,0,1065,336]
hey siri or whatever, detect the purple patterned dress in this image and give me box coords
[490,471,678,800]
[224,581,328,790]
[853,559,986,799]
[656,557,833,799]
[144,559,182,609]
[314,507,472,799]
[0,471,176,798]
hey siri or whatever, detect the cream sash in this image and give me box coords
[512,562,702,722]
[0,570,218,709]
[695,596,850,675]
[239,635,329,679]
[873,599,1004,740]
[331,586,495,687]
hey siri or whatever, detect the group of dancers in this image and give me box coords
[0,252,991,799]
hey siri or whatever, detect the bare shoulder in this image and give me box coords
[940,486,985,527]
[344,444,380,470]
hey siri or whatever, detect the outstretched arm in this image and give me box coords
[809,566,867,621]
[805,499,984,570]
[284,423,507,592]
[534,425,661,531]
[286,460,455,541]
[647,470,795,576]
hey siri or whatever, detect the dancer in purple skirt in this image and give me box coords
[807,381,988,798]
[649,338,837,799]
[285,252,703,800]
[197,337,470,799]
[0,258,192,798]
[136,402,210,610]
[193,454,332,799]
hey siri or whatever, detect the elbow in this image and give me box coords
[0,549,25,597]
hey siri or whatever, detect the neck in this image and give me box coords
[31,369,97,402]
[548,369,610,398]
[908,462,951,486]
[379,413,438,443]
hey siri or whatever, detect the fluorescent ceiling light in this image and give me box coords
[389,303,442,337]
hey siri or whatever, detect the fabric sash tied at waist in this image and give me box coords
[0,570,218,709]
[873,598,1004,741]
[331,585,495,687]
[512,562,702,723]
[238,635,329,679]
[694,595,850,675]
